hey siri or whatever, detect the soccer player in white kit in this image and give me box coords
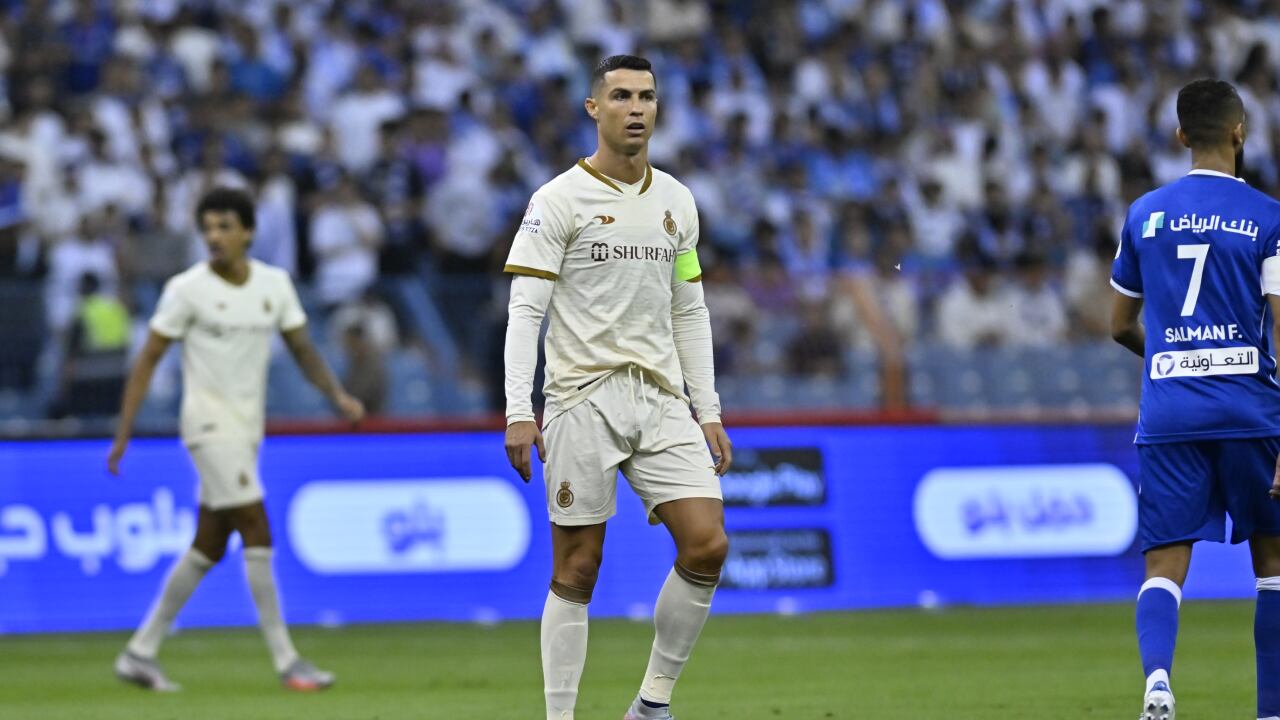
[504,55,733,720]
[107,187,365,692]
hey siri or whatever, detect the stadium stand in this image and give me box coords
[6,0,1252,431]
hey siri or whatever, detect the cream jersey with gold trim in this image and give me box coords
[504,160,702,422]
[150,260,307,445]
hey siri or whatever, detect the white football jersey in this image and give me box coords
[505,160,703,422]
[150,260,307,444]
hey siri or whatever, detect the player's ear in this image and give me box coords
[584,97,598,122]
[1233,122,1246,148]
[1175,126,1190,149]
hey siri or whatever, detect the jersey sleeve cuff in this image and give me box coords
[1263,256,1280,296]
[1110,278,1143,298]
[504,264,559,281]
[148,320,182,340]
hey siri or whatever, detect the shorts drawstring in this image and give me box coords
[627,364,650,420]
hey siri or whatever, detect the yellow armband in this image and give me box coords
[674,250,702,282]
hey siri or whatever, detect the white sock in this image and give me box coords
[639,566,717,706]
[1145,668,1170,694]
[542,590,589,720]
[243,547,299,673]
[127,548,214,658]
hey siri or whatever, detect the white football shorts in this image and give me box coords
[186,438,264,510]
[541,365,721,526]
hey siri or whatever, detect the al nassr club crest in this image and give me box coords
[663,210,677,236]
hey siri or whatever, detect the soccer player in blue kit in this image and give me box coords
[1111,79,1280,720]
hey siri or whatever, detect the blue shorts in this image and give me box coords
[1138,437,1280,552]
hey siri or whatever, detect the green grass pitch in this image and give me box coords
[0,602,1257,719]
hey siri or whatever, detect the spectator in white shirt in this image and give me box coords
[329,65,407,174]
[1059,119,1122,200]
[935,252,1012,350]
[309,175,383,308]
[328,290,400,355]
[249,153,297,276]
[906,177,964,260]
[413,43,474,111]
[1020,48,1087,142]
[521,3,575,80]
[1004,251,1067,348]
[423,165,500,274]
[45,211,120,332]
[76,130,153,216]
[303,11,360,120]
[646,0,711,44]
[1064,229,1117,339]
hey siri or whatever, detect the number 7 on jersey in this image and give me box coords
[1177,244,1210,317]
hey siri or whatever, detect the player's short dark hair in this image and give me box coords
[195,187,255,230]
[1176,78,1245,148]
[590,55,654,95]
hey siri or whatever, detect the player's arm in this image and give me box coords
[1110,290,1145,357]
[502,190,570,482]
[280,325,365,423]
[504,274,552,482]
[107,331,173,475]
[671,264,732,475]
[1110,215,1144,358]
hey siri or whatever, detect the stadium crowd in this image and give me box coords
[0,0,1267,421]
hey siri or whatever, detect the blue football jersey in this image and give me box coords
[1112,169,1280,443]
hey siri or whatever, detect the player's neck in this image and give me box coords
[585,147,648,185]
[1189,148,1237,177]
[209,258,251,286]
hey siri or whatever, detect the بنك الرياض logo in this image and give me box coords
[1155,353,1175,377]
[590,242,609,262]
[1142,211,1165,238]
[593,215,615,225]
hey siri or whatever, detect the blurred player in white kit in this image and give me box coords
[108,187,364,692]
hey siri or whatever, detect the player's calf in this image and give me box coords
[629,560,720,717]
[544,580,592,720]
[543,523,606,719]
[1256,576,1280,720]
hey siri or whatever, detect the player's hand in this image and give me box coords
[702,422,732,476]
[107,438,127,476]
[334,392,365,425]
[1272,454,1280,501]
[505,420,545,483]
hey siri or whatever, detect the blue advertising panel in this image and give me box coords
[0,425,1257,634]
